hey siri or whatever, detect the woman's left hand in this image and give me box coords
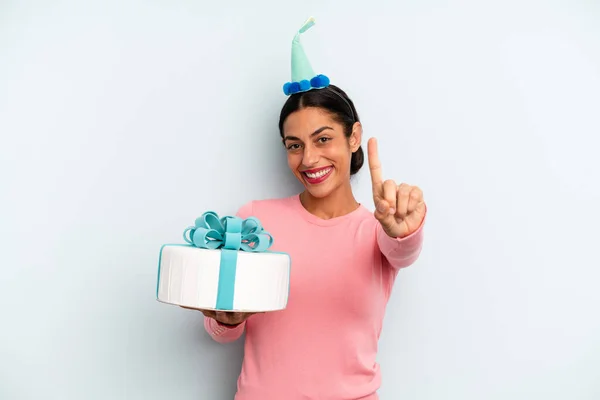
[368,137,426,238]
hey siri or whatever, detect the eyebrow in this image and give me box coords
[282,126,334,143]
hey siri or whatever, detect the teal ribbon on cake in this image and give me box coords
[183,211,273,310]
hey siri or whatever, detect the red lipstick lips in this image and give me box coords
[301,166,333,185]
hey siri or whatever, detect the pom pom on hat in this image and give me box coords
[310,74,330,89]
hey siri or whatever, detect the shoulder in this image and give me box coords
[354,204,379,227]
[235,195,298,220]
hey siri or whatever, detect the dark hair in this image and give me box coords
[278,84,364,175]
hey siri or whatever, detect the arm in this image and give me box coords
[376,205,426,270]
[366,137,427,270]
[203,201,255,343]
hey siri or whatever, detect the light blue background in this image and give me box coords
[1,1,599,399]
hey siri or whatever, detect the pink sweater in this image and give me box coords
[204,194,425,400]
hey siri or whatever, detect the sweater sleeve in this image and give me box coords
[204,317,246,343]
[376,205,426,270]
[202,201,255,343]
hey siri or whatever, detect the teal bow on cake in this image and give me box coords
[183,211,273,310]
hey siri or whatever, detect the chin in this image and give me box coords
[304,186,334,199]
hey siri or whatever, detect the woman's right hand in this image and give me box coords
[181,306,258,326]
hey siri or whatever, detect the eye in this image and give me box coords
[287,143,301,150]
[317,137,331,144]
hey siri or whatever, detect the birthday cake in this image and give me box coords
[156,211,291,312]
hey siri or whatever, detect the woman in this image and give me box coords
[196,83,427,399]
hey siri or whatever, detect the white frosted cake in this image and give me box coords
[156,211,291,312]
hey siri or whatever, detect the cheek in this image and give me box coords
[325,145,351,164]
[286,153,300,170]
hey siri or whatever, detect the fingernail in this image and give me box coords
[377,203,386,212]
[389,208,396,215]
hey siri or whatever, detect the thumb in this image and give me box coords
[374,199,394,224]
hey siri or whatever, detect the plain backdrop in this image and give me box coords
[1,1,599,399]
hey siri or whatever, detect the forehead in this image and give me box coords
[283,107,340,138]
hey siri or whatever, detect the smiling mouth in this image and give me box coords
[301,167,333,184]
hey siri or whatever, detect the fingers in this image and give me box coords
[406,186,423,214]
[181,305,212,315]
[215,311,241,325]
[395,184,410,218]
[216,311,256,325]
[378,182,423,219]
[182,307,232,323]
[199,309,217,319]
[374,179,426,238]
[367,138,383,194]
[396,184,423,219]
[215,311,228,321]
[396,183,412,219]
[404,200,426,233]
[374,180,394,219]
[397,185,425,235]
[383,180,397,214]
[181,306,258,326]
[414,200,426,215]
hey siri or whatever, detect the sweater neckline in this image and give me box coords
[290,194,367,227]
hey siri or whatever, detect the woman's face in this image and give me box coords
[282,107,361,199]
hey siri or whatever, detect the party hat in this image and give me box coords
[283,16,330,96]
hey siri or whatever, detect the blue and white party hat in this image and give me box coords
[282,16,330,96]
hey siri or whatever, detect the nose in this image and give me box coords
[302,144,319,167]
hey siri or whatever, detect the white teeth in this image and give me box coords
[305,168,331,179]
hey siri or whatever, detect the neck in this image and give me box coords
[299,182,360,220]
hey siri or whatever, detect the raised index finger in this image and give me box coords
[367,137,383,192]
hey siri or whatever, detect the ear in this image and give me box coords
[348,122,363,152]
